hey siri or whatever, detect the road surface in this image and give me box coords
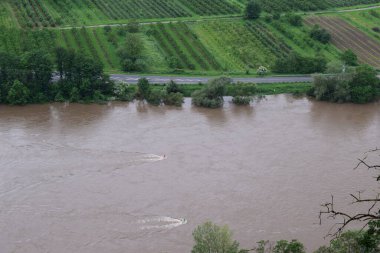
[110,74,314,84]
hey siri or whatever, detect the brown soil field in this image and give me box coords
[305,16,380,69]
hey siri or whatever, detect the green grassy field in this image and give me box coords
[1,0,379,28]
[1,1,380,75]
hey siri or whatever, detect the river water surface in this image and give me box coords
[0,95,379,253]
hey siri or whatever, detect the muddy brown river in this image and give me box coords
[0,95,379,253]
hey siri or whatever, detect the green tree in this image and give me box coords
[340,49,358,66]
[21,49,53,98]
[118,33,146,71]
[192,77,230,108]
[310,25,331,44]
[192,221,241,253]
[350,65,379,103]
[273,240,305,253]
[136,78,151,100]
[7,80,30,105]
[245,1,261,20]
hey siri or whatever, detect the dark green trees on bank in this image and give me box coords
[312,65,379,104]
[0,47,114,105]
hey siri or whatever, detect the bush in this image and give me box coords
[113,82,135,101]
[312,65,379,104]
[166,80,182,94]
[232,96,252,105]
[192,222,240,253]
[286,13,303,26]
[340,49,358,66]
[69,87,80,102]
[245,1,261,20]
[350,65,379,103]
[257,66,268,75]
[312,74,352,103]
[136,78,151,100]
[310,25,331,44]
[7,80,30,105]
[146,89,164,106]
[372,27,380,33]
[273,52,326,74]
[163,92,184,106]
[192,77,230,108]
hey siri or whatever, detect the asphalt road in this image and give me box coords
[110,74,314,84]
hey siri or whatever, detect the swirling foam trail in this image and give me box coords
[138,216,187,230]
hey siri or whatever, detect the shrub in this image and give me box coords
[350,65,379,103]
[163,92,184,106]
[136,78,151,100]
[113,82,135,101]
[192,221,240,253]
[245,1,261,20]
[166,80,182,94]
[7,80,30,105]
[192,77,230,108]
[312,73,352,103]
[372,27,380,33]
[257,66,268,75]
[310,25,331,44]
[286,13,303,26]
[232,96,252,105]
[273,52,326,74]
[312,65,379,104]
[69,87,80,102]
[340,49,358,66]
[146,89,164,106]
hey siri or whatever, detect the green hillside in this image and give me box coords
[1,1,380,74]
[1,0,379,28]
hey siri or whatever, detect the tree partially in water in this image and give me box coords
[192,77,230,108]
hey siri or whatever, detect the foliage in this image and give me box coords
[273,52,326,74]
[192,77,230,108]
[350,65,379,103]
[118,33,146,72]
[310,25,331,44]
[314,229,380,253]
[146,89,164,106]
[245,1,261,20]
[312,74,352,103]
[163,80,184,106]
[163,92,184,106]
[285,13,303,26]
[136,78,151,100]
[113,82,135,101]
[339,49,358,66]
[257,66,268,75]
[6,80,30,105]
[192,221,241,253]
[273,240,306,253]
[232,96,252,105]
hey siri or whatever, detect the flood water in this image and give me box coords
[0,95,379,253]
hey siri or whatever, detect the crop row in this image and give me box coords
[195,21,277,69]
[177,0,240,16]
[149,22,222,71]
[306,16,380,68]
[245,21,291,59]
[13,0,56,27]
